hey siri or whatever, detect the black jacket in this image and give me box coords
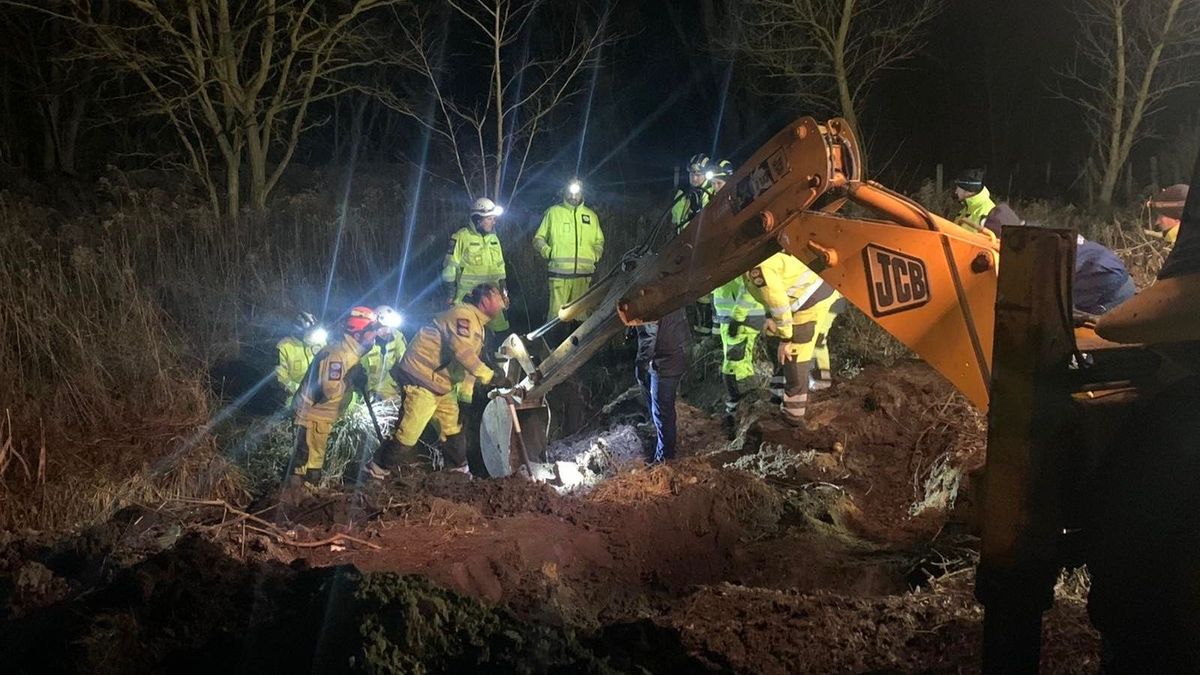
[635,308,690,378]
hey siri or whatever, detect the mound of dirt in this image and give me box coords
[745,361,986,545]
[0,533,715,674]
[672,572,1099,674]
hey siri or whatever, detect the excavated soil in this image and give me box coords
[0,362,1100,673]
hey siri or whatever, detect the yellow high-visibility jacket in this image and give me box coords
[671,185,710,233]
[955,187,996,232]
[743,252,832,341]
[441,225,506,300]
[294,334,370,425]
[712,275,766,329]
[533,201,604,277]
[275,336,318,396]
[396,303,494,396]
[361,333,408,398]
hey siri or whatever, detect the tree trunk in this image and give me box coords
[492,3,504,201]
[246,130,268,211]
[39,102,56,173]
[226,148,242,218]
[57,94,85,176]
[1098,157,1120,206]
[834,0,860,135]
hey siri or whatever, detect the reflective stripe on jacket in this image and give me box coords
[398,303,495,396]
[743,252,831,340]
[441,225,506,299]
[712,276,766,330]
[533,200,604,277]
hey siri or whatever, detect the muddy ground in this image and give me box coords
[0,361,1100,673]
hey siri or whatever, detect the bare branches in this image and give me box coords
[728,0,944,135]
[1053,0,1200,205]
[393,0,617,201]
[65,0,411,217]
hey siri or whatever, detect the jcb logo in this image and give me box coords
[864,245,930,317]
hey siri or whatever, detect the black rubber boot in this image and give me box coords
[442,433,470,473]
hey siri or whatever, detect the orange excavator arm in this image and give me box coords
[616,117,1001,411]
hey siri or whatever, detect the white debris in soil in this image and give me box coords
[725,443,842,482]
[544,424,647,493]
[908,452,963,516]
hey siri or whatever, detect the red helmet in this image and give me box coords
[344,306,379,334]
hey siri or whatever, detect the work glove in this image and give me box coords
[728,320,743,339]
[490,372,514,389]
[776,341,803,365]
[443,282,458,306]
[349,366,368,393]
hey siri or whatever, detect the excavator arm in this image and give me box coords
[616,116,1001,410]
[485,115,1198,672]
[482,116,1002,479]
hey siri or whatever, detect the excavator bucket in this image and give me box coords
[478,396,550,478]
[478,334,552,478]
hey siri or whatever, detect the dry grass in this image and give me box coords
[1,166,657,529]
[0,192,245,530]
[588,458,782,528]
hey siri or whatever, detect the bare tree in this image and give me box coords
[387,1,615,203]
[1055,0,1200,206]
[729,0,943,136]
[0,1,98,174]
[54,0,408,217]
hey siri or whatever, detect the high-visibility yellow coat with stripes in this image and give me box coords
[743,252,830,341]
[955,187,996,233]
[533,201,604,278]
[671,185,709,233]
[712,275,766,328]
[361,333,407,399]
[441,225,507,301]
[275,336,318,397]
[396,303,495,397]
[294,334,370,425]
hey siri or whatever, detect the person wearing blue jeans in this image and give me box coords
[634,307,690,462]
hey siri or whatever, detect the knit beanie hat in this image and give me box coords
[1149,183,1188,221]
[955,168,985,193]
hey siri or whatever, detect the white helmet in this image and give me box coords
[374,304,403,330]
[471,197,503,219]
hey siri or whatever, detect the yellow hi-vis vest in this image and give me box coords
[275,336,318,396]
[441,225,506,300]
[743,252,832,341]
[671,184,710,233]
[397,303,495,397]
[955,187,996,232]
[361,333,407,399]
[712,276,767,329]
[533,201,604,277]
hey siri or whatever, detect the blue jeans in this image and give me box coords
[636,363,680,462]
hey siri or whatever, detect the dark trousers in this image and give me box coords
[636,362,680,462]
